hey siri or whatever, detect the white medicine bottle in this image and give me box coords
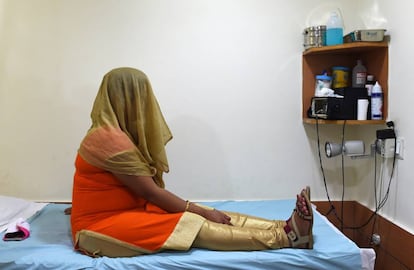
[326,10,343,46]
[371,81,383,120]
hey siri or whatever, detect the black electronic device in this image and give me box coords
[309,87,368,120]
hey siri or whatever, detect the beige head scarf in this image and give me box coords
[78,67,172,188]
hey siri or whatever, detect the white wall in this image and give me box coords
[0,0,412,233]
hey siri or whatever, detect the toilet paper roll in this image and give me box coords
[357,99,369,120]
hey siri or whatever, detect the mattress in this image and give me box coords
[0,199,375,270]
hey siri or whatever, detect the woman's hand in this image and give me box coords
[113,173,232,225]
[203,208,232,225]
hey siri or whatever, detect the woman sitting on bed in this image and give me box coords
[70,67,314,257]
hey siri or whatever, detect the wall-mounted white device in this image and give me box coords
[376,128,396,159]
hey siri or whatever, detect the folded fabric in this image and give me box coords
[3,218,30,241]
[0,195,48,233]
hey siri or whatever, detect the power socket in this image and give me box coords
[371,234,381,245]
[396,137,405,160]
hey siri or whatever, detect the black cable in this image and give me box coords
[315,118,333,204]
[369,143,379,243]
[342,145,379,230]
[376,137,397,209]
[315,117,344,226]
[374,143,379,213]
[343,137,397,231]
[315,119,397,232]
[340,120,346,232]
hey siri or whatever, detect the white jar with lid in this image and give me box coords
[314,73,332,96]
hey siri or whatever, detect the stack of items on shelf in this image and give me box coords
[309,60,383,121]
[302,9,386,50]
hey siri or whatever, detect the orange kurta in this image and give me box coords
[71,68,206,255]
[71,154,191,252]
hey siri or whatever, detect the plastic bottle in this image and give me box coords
[326,10,343,46]
[352,60,367,88]
[365,75,375,119]
[371,81,383,120]
[365,75,375,96]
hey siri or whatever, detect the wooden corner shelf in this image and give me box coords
[302,41,389,125]
[303,118,386,125]
[302,41,389,56]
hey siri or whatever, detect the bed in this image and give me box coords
[0,197,375,270]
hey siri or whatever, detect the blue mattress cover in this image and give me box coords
[0,199,361,270]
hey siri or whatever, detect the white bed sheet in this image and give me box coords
[313,204,376,270]
[0,195,48,233]
[0,199,375,270]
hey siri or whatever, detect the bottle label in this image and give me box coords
[356,72,367,85]
[371,93,383,120]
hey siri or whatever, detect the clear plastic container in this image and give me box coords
[326,11,343,46]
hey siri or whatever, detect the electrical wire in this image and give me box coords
[340,120,346,232]
[370,144,379,241]
[315,119,397,232]
[342,138,397,231]
[315,117,345,227]
[377,137,397,209]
